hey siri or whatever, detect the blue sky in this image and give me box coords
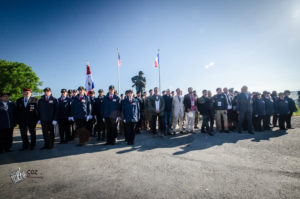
[0,0,299,97]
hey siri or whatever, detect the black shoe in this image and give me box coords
[208,132,214,136]
[40,146,48,150]
[76,143,84,147]
[238,130,242,134]
[201,129,205,133]
[30,146,35,150]
[5,149,12,152]
[248,131,254,134]
[225,130,229,133]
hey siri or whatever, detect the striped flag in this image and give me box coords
[154,51,159,68]
[85,64,95,92]
[118,51,121,67]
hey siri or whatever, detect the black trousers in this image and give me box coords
[263,114,271,130]
[209,113,215,131]
[95,116,106,139]
[105,118,118,144]
[238,110,253,132]
[253,115,263,131]
[41,121,54,148]
[272,114,278,126]
[125,122,137,144]
[151,114,164,134]
[58,118,71,142]
[19,123,36,148]
[279,114,288,130]
[201,115,210,131]
[0,128,13,152]
[69,121,76,139]
[75,119,87,129]
[286,113,293,128]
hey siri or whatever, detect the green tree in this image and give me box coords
[0,59,43,102]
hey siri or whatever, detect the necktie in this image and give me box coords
[178,96,180,102]
[46,96,49,102]
[110,95,113,100]
[79,96,82,101]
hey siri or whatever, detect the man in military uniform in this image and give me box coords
[284,90,297,129]
[131,71,146,94]
[16,88,39,150]
[94,89,106,141]
[57,89,71,144]
[38,87,58,149]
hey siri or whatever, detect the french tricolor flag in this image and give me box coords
[154,52,159,68]
[85,64,95,92]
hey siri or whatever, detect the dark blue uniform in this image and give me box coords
[122,97,140,145]
[0,100,16,152]
[236,92,253,133]
[70,94,92,129]
[271,95,278,126]
[262,96,274,130]
[197,96,212,134]
[57,97,71,143]
[103,93,121,145]
[284,96,297,128]
[275,98,290,130]
[93,96,106,140]
[252,98,265,132]
[163,95,173,134]
[38,95,58,149]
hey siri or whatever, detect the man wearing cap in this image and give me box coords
[0,92,16,153]
[87,90,96,137]
[38,87,58,149]
[271,91,279,127]
[69,86,92,146]
[262,91,274,131]
[284,90,298,129]
[236,86,253,134]
[103,85,121,145]
[94,89,106,141]
[122,90,140,145]
[16,88,39,150]
[275,93,290,130]
[149,87,165,136]
[57,89,71,144]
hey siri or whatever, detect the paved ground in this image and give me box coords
[1,117,300,199]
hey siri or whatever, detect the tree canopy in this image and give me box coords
[0,59,43,102]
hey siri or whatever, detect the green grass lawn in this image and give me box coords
[293,105,300,116]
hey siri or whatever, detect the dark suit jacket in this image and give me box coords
[38,95,58,121]
[236,92,252,113]
[183,94,197,112]
[16,97,39,124]
[149,94,165,116]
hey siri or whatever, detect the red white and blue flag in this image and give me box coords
[85,64,95,92]
[154,52,159,68]
[118,51,121,67]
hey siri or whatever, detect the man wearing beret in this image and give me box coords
[93,89,106,141]
[57,89,71,144]
[0,93,16,153]
[16,88,39,150]
[103,85,121,145]
[38,87,58,149]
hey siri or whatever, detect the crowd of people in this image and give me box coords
[0,85,298,153]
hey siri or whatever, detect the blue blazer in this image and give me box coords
[57,97,71,119]
[236,92,252,113]
[38,95,58,121]
[252,98,266,116]
[122,98,140,122]
[103,94,121,119]
[0,101,16,129]
[70,95,92,119]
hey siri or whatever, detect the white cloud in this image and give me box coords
[204,62,215,69]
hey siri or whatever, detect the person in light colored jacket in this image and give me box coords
[172,88,184,134]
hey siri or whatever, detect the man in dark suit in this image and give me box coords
[0,92,16,153]
[38,87,58,149]
[183,87,197,133]
[57,89,71,144]
[284,90,297,129]
[163,89,173,135]
[149,87,165,136]
[93,89,106,141]
[103,85,121,145]
[16,88,39,150]
[236,86,253,134]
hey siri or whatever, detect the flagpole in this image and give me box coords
[117,48,120,95]
[158,49,161,94]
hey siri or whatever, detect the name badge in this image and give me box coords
[218,101,222,106]
[113,99,116,102]
[30,104,35,111]
[64,100,67,103]
[49,100,53,103]
[132,102,136,105]
[81,99,86,103]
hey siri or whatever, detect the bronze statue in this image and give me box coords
[131,71,146,94]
